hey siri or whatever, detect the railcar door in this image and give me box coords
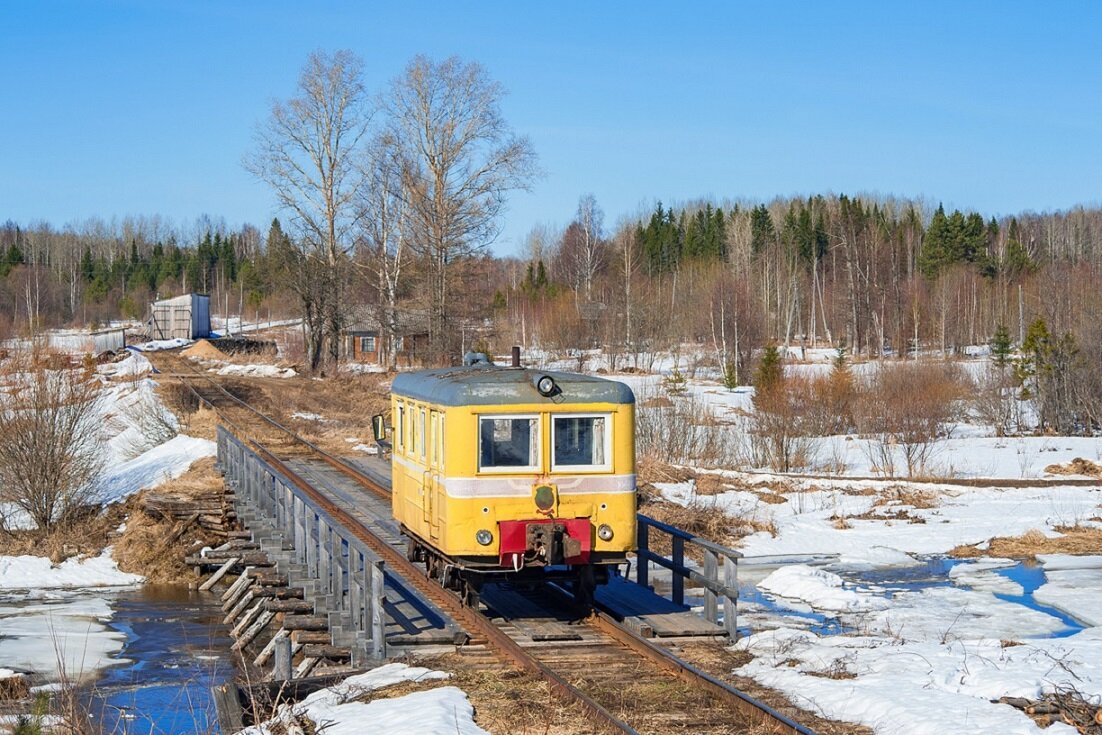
[426,411,443,540]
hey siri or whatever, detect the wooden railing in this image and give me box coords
[635,514,741,638]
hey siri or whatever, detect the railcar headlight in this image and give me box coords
[534,374,559,397]
[534,484,556,511]
[475,529,494,546]
[597,524,614,541]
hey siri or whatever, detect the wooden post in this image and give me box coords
[370,560,386,660]
[273,634,293,681]
[671,535,685,607]
[306,512,317,578]
[637,520,649,588]
[319,521,331,592]
[200,557,239,592]
[350,553,363,631]
[703,550,718,624]
[723,555,738,639]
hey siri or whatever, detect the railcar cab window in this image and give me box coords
[552,415,610,471]
[479,415,540,471]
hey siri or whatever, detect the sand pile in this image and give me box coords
[181,339,227,360]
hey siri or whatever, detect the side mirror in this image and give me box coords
[371,413,386,443]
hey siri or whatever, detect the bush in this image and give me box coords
[635,385,733,466]
[0,349,105,535]
[855,361,972,477]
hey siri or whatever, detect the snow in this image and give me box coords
[214,363,297,378]
[709,482,1102,564]
[1035,555,1102,627]
[238,663,487,735]
[292,411,325,421]
[351,443,378,455]
[0,549,142,591]
[97,434,215,504]
[758,565,884,613]
[130,338,191,352]
[99,352,153,377]
[736,627,1099,735]
[0,594,128,681]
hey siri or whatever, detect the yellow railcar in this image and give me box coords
[387,361,637,604]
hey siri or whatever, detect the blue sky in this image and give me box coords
[2,2,1099,255]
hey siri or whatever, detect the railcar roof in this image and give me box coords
[391,366,635,407]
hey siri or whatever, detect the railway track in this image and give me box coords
[149,349,817,735]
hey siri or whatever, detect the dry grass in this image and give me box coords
[0,504,122,560]
[1046,457,1102,477]
[0,673,30,701]
[112,457,224,583]
[951,525,1102,559]
[873,486,940,510]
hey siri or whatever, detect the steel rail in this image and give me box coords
[155,354,390,499]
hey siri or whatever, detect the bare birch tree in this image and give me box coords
[385,55,537,360]
[244,49,372,369]
[356,133,408,370]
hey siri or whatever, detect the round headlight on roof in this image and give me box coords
[535,374,557,397]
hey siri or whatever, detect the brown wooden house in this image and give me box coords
[344,319,428,368]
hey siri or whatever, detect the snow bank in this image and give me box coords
[131,338,191,352]
[214,363,297,379]
[98,352,153,377]
[0,549,142,591]
[97,434,215,504]
[1036,555,1102,627]
[758,564,883,613]
[239,663,486,735]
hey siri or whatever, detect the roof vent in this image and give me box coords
[463,351,492,366]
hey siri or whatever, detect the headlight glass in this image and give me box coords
[597,524,614,541]
[475,529,493,546]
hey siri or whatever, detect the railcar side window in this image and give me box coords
[479,416,539,470]
[419,408,427,460]
[397,404,405,452]
[552,415,609,469]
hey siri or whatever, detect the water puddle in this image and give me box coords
[745,557,1087,638]
[87,586,235,734]
[990,563,1084,637]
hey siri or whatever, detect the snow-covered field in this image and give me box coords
[638,354,1102,735]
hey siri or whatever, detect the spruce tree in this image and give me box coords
[991,324,1012,367]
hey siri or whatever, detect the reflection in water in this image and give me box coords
[88,586,234,735]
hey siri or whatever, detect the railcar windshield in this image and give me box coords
[479,415,540,470]
[553,415,609,469]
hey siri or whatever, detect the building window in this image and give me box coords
[552,415,610,470]
[359,335,377,353]
[394,336,404,352]
[479,415,540,471]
